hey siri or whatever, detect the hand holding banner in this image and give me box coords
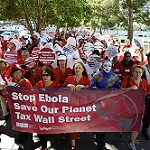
[7,87,145,134]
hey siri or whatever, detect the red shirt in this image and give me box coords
[121,77,150,95]
[63,76,91,88]
[53,67,73,85]
[11,78,32,87]
[123,44,132,49]
[113,61,133,79]
[1,40,8,50]
[34,80,61,88]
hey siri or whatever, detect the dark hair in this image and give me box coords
[72,62,88,77]
[146,52,150,58]
[124,51,131,57]
[92,50,100,56]
[0,59,6,66]
[100,50,108,60]
[122,51,133,66]
[41,66,55,81]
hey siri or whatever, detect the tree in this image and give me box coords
[119,0,150,42]
[0,0,91,35]
[87,0,126,33]
[87,0,150,42]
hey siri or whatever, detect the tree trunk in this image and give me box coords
[127,8,133,44]
[37,0,43,34]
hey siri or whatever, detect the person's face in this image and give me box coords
[41,71,51,83]
[58,60,66,68]
[0,62,6,70]
[132,68,143,79]
[58,41,63,47]
[22,51,30,61]
[12,70,23,80]
[102,51,107,58]
[74,63,84,76]
[124,54,131,62]
[8,42,16,51]
[103,61,112,73]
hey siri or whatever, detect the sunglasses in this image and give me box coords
[42,74,50,77]
[125,56,131,58]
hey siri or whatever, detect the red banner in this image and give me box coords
[7,87,145,134]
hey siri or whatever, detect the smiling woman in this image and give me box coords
[121,65,150,150]
[34,65,61,150]
[8,64,33,150]
[34,66,61,88]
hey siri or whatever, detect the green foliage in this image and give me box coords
[0,0,150,34]
[0,0,92,33]
[87,0,150,31]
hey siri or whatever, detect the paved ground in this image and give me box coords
[0,107,150,150]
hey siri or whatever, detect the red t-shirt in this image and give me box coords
[53,67,73,85]
[121,77,150,95]
[63,76,91,88]
[34,80,61,88]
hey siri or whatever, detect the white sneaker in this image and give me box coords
[128,143,137,150]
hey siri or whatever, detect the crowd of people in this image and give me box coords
[0,28,150,150]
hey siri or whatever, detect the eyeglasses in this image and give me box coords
[41,74,50,77]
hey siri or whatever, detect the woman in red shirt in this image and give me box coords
[34,66,61,150]
[8,64,32,150]
[113,51,134,81]
[121,65,150,150]
[63,62,91,149]
[53,54,73,86]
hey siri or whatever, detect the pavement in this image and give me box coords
[0,107,150,150]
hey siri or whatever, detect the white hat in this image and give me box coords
[72,51,80,59]
[57,54,67,60]
[9,39,22,51]
[67,37,76,46]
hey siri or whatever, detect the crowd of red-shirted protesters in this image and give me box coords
[0,28,150,150]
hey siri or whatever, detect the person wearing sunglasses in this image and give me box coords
[34,66,61,150]
[113,51,135,81]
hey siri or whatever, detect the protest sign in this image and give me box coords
[38,48,55,66]
[87,54,102,70]
[7,87,145,134]
[94,42,103,52]
[83,42,94,57]
[32,47,40,60]
[4,52,18,65]
[106,46,118,59]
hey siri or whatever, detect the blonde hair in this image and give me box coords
[132,65,144,73]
